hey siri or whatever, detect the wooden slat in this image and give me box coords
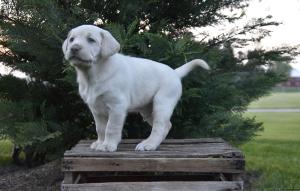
[79,138,225,145]
[70,143,232,153]
[65,139,243,159]
[64,172,74,184]
[62,181,243,191]
[64,148,242,158]
[62,157,244,173]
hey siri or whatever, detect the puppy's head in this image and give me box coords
[62,25,120,68]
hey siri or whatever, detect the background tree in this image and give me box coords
[0,0,297,165]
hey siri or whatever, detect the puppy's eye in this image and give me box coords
[87,37,96,43]
[69,37,74,42]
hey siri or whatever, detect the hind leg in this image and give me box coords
[139,104,153,126]
[135,103,173,151]
[135,86,181,151]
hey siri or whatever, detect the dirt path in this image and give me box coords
[0,160,62,191]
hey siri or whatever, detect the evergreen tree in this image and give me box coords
[0,0,296,165]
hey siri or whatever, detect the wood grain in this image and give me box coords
[64,138,243,159]
[79,138,225,144]
[62,181,243,191]
[62,157,244,173]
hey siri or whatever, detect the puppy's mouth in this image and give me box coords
[69,56,92,63]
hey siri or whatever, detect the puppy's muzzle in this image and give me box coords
[70,44,82,55]
[68,44,91,65]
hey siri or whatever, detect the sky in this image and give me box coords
[247,0,300,76]
[247,0,300,49]
[195,0,300,48]
[193,0,300,75]
[246,0,300,75]
[1,0,300,77]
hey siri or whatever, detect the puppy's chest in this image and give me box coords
[79,84,109,114]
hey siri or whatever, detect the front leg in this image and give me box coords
[97,109,127,152]
[90,114,108,150]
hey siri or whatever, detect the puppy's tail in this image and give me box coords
[175,59,210,79]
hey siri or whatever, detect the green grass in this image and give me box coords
[242,112,300,190]
[249,92,300,109]
[0,139,13,165]
[249,112,300,141]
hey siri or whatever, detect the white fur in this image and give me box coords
[62,25,209,152]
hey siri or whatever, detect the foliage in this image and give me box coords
[0,0,296,165]
[0,139,14,165]
[0,75,90,165]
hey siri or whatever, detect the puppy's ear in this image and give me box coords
[62,32,71,56]
[100,29,120,58]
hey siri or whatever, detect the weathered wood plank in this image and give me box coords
[72,143,228,149]
[73,143,230,150]
[64,149,242,158]
[76,142,229,148]
[79,138,225,145]
[62,181,243,191]
[62,157,245,173]
[64,172,75,184]
[69,143,233,153]
[65,139,243,159]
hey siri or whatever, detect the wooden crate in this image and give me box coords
[62,138,245,191]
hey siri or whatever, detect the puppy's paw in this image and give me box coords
[90,140,103,150]
[95,142,118,152]
[135,140,158,151]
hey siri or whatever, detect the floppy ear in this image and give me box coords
[100,29,120,58]
[62,39,68,56]
[62,32,71,56]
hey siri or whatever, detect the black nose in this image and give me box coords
[71,45,81,54]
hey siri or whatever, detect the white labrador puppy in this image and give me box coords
[62,25,209,152]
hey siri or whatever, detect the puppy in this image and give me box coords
[62,25,209,152]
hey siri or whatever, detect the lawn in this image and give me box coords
[242,112,300,190]
[249,92,300,109]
